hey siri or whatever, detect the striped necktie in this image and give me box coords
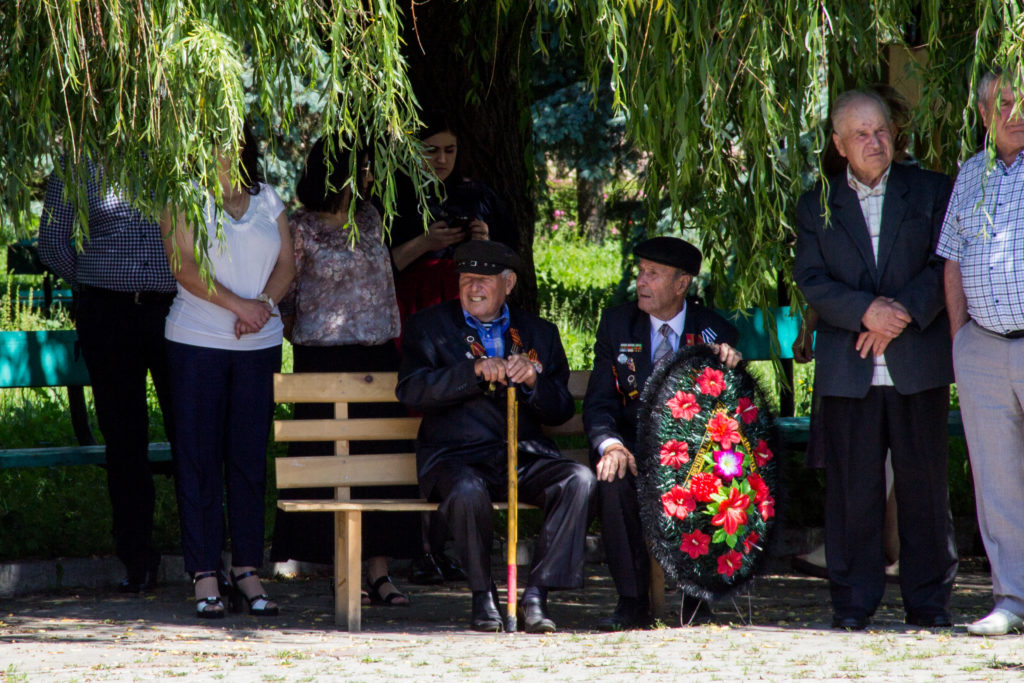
[653,323,673,365]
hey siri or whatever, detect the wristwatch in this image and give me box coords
[257,293,275,309]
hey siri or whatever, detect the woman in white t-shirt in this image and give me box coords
[162,127,294,619]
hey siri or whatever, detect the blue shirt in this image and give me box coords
[937,149,1024,333]
[37,161,176,293]
[463,304,511,358]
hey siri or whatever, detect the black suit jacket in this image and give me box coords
[582,300,738,460]
[793,163,954,399]
[396,300,574,492]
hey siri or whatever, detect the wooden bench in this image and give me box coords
[273,370,590,631]
[0,329,171,467]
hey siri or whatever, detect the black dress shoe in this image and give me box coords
[680,595,712,625]
[408,553,445,585]
[905,612,952,628]
[435,552,468,582]
[832,614,868,631]
[519,596,556,634]
[597,597,651,631]
[119,569,158,593]
[471,589,503,632]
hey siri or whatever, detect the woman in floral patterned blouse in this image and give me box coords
[270,136,418,606]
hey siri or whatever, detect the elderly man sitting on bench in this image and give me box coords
[396,240,596,633]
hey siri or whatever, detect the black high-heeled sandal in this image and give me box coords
[193,571,225,620]
[367,575,410,606]
[229,569,279,617]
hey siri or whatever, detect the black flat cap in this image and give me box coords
[633,236,701,274]
[454,240,522,275]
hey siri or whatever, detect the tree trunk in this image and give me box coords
[576,172,606,243]
[401,0,538,310]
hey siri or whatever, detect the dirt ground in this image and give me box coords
[1,557,1022,682]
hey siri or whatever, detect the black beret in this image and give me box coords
[454,240,522,275]
[633,236,702,274]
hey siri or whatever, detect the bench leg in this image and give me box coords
[649,550,666,618]
[335,510,363,631]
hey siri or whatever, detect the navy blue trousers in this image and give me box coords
[167,340,280,573]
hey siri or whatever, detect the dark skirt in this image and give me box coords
[270,342,422,564]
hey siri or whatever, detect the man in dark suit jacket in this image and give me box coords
[397,240,596,634]
[794,89,957,631]
[583,236,740,630]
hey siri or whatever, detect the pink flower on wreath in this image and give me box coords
[666,391,700,420]
[711,487,750,536]
[661,485,696,521]
[717,549,744,577]
[713,449,744,482]
[747,472,770,503]
[742,531,761,555]
[753,440,774,468]
[759,496,776,521]
[659,440,690,469]
[680,530,711,559]
[689,472,722,503]
[736,397,758,425]
[707,413,742,448]
[696,367,726,397]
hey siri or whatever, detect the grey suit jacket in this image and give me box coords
[793,163,954,399]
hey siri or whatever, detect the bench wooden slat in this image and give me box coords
[278,499,538,512]
[276,453,419,489]
[0,330,91,388]
[274,417,421,441]
[274,372,399,402]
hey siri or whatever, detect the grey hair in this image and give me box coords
[501,268,515,280]
[977,68,1002,109]
[831,89,892,131]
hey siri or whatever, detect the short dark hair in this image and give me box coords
[295,135,371,213]
[419,109,457,140]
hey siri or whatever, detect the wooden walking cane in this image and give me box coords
[506,383,519,633]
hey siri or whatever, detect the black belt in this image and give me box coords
[80,284,175,306]
[999,329,1024,339]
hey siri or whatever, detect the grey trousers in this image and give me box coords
[954,321,1024,617]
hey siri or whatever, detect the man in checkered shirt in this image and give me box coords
[38,159,177,594]
[938,70,1024,637]
[795,89,957,632]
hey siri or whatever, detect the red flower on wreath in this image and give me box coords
[736,397,758,424]
[659,440,690,469]
[753,440,774,467]
[717,549,744,577]
[713,449,744,482]
[697,367,727,397]
[747,472,770,503]
[707,413,742,448]
[689,472,722,503]
[743,532,761,554]
[711,487,750,535]
[680,530,711,559]
[661,485,696,521]
[666,391,700,420]
[759,495,776,521]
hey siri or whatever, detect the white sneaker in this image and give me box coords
[966,608,1024,636]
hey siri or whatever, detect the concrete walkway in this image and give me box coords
[1,560,1021,681]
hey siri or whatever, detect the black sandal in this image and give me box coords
[368,575,410,606]
[229,569,279,617]
[193,571,225,620]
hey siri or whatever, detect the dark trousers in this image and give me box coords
[269,343,420,564]
[822,386,958,619]
[75,286,175,576]
[424,456,596,592]
[167,340,280,573]
[596,473,649,600]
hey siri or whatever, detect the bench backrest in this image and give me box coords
[0,330,90,389]
[273,370,590,498]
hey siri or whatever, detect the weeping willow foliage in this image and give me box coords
[1,1,1022,304]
